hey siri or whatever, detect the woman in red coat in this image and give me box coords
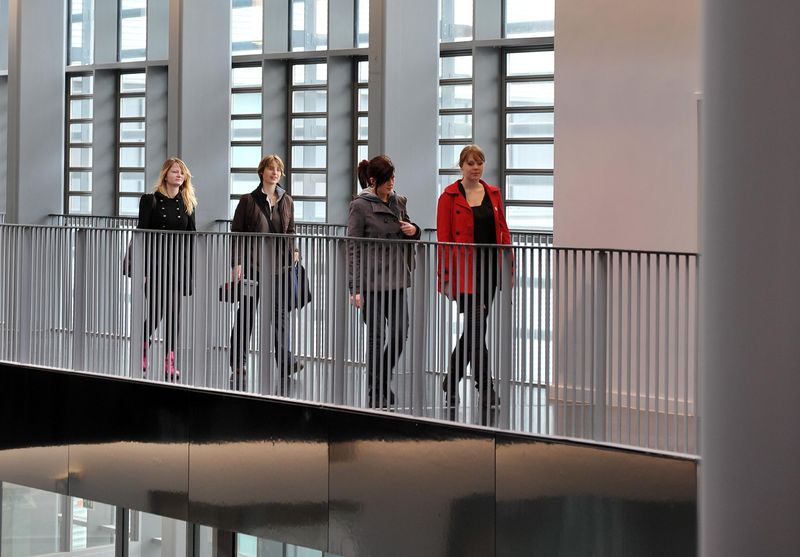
[437,145,511,412]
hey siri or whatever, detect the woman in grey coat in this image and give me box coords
[348,155,421,409]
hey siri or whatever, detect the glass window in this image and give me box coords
[291,145,326,168]
[119,196,140,216]
[291,173,327,196]
[292,63,327,85]
[506,81,555,107]
[293,200,326,222]
[120,171,146,192]
[292,117,327,140]
[69,195,92,214]
[505,0,555,38]
[70,147,93,167]
[439,55,472,80]
[439,114,472,139]
[70,99,94,119]
[506,112,554,138]
[439,143,469,169]
[438,84,472,110]
[507,50,555,77]
[120,97,146,118]
[292,90,327,112]
[231,119,262,141]
[232,66,263,88]
[439,0,473,42]
[70,75,94,95]
[505,205,554,230]
[70,123,94,143]
[506,143,554,170]
[291,0,328,51]
[120,73,147,92]
[231,145,263,168]
[356,0,369,47]
[505,174,553,202]
[69,171,93,192]
[128,510,187,557]
[232,0,263,55]
[231,173,260,195]
[120,0,147,61]
[120,146,145,167]
[120,121,146,143]
[232,92,262,115]
[69,0,94,66]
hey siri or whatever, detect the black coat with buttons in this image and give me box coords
[136,192,196,295]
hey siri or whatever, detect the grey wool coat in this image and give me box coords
[347,189,421,294]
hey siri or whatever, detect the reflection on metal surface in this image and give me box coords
[0,363,697,556]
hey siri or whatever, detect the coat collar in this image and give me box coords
[443,179,499,207]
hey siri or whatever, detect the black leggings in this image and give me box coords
[447,286,496,390]
[361,289,409,396]
[144,281,182,353]
[229,285,293,373]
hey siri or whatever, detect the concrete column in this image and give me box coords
[368,0,438,228]
[701,2,800,556]
[168,0,230,229]
[6,0,66,224]
[0,79,7,212]
[94,0,118,64]
[326,58,354,225]
[0,0,8,71]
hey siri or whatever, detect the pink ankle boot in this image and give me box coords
[164,351,180,381]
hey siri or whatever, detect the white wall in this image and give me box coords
[554,0,700,253]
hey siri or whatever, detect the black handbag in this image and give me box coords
[219,279,258,303]
[284,263,312,310]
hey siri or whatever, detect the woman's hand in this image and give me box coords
[349,293,363,308]
[293,250,301,263]
[399,221,416,237]
[232,265,242,281]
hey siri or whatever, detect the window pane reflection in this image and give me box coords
[120,171,146,192]
[294,200,327,222]
[439,85,472,109]
[69,0,94,65]
[439,0,473,42]
[120,122,146,143]
[70,75,94,95]
[506,112,554,138]
[119,196,140,216]
[70,123,94,143]
[292,117,327,140]
[70,147,93,167]
[232,0,264,55]
[69,171,93,192]
[232,92,262,115]
[120,73,146,93]
[291,0,328,51]
[292,90,327,113]
[505,205,554,230]
[439,144,468,169]
[71,99,94,119]
[505,174,553,201]
[439,114,472,139]
[439,55,472,80]
[506,143,554,169]
[120,97,146,118]
[291,145,326,168]
[231,145,263,168]
[231,119,262,141]
[356,0,369,47]
[507,51,554,76]
[120,0,147,61]
[291,173,326,196]
[120,147,145,168]
[506,81,554,107]
[232,66,263,88]
[231,173,260,195]
[292,63,327,85]
[505,0,555,38]
[128,510,187,557]
[69,195,92,214]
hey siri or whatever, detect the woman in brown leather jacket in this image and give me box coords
[229,154,301,393]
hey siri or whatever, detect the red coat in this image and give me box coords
[436,179,512,296]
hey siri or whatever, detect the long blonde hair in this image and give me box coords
[154,157,197,215]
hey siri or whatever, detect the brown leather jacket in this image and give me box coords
[231,185,296,276]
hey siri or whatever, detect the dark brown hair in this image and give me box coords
[357,155,395,189]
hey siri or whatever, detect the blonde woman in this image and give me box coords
[137,157,197,380]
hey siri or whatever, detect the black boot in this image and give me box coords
[229,368,247,391]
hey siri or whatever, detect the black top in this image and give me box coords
[458,182,496,244]
[138,191,196,232]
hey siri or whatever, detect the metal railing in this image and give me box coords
[0,223,697,454]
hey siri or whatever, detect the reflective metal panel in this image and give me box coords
[496,437,697,557]
[66,379,190,520]
[328,413,495,557]
[188,394,329,550]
